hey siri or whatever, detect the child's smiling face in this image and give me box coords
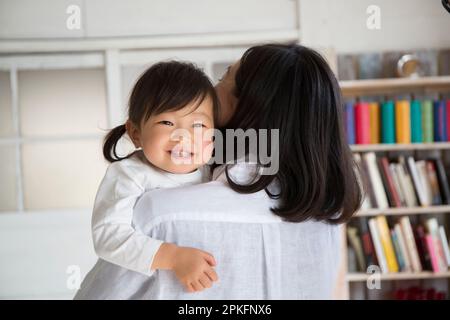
[127,95,215,174]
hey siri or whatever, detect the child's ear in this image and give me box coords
[125,120,141,148]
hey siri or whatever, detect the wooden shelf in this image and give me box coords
[355,205,450,217]
[346,271,450,282]
[340,76,450,97]
[350,142,450,152]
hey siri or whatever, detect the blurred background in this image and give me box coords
[0,0,449,299]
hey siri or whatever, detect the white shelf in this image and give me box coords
[346,271,450,282]
[355,205,450,217]
[350,142,450,152]
[0,29,300,53]
[340,76,450,97]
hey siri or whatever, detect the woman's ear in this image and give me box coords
[125,120,141,148]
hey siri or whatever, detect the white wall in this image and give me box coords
[0,210,97,299]
[299,0,450,53]
[0,0,298,39]
[3,0,449,54]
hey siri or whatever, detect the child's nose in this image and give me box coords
[173,133,191,145]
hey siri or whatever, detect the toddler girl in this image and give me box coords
[93,61,219,293]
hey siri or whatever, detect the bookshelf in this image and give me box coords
[347,271,450,282]
[341,76,450,97]
[356,205,450,217]
[340,75,450,300]
[351,142,450,152]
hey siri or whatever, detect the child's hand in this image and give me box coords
[172,246,219,293]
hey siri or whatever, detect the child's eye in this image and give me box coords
[158,120,174,126]
[193,123,206,128]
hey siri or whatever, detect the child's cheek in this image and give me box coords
[203,140,214,158]
[142,128,168,159]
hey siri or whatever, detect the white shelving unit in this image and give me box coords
[347,271,450,282]
[0,2,304,297]
[340,76,450,299]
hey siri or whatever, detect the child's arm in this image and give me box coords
[92,162,164,276]
[152,243,219,292]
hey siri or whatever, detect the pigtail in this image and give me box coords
[103,124,127,163]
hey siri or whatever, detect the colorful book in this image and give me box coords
[395,100,411,143]
[378,157,401,207]
[447,99,450,141]
[369,218,388,273]
[416,161,433,206]
[369,102,380,144]
[434,158,450,204]
[389,163,407,206]
[400,216,423,272]
[359,217,378,267]
[363,152,389,209]
[407,156,429,206]
[426,161,443,205]
[345,102,355,144]
[353,153,373,209]
[421,100,434,143]
[410,100,423,143]
[376,216,399,272]
[438,225,450,266]
[347,226,366,272]
[391,229,406,271]
[433,100,447,142]
[395,223,412,272]
[414,224,433,271]
[355,102,371,144]
[425,234,441,272]
[381,100,396,144]
[399,156,419,207]
[425,218,448,272]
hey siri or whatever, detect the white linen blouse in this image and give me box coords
[74,161,342,300]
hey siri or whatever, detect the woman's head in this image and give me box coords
[216,43,362,224]
[104,61,219,174]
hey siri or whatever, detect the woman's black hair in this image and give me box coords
[223,43,362,224]
[103,61,219,162]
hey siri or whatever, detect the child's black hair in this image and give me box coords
[103,61,219,162]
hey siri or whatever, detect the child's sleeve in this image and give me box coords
[91,162,164,277]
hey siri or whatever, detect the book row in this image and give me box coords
[345,99,450,145]
[347,215,450,274]
[354,152,450,209]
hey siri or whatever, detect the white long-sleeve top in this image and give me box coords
[91,150,209,276]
